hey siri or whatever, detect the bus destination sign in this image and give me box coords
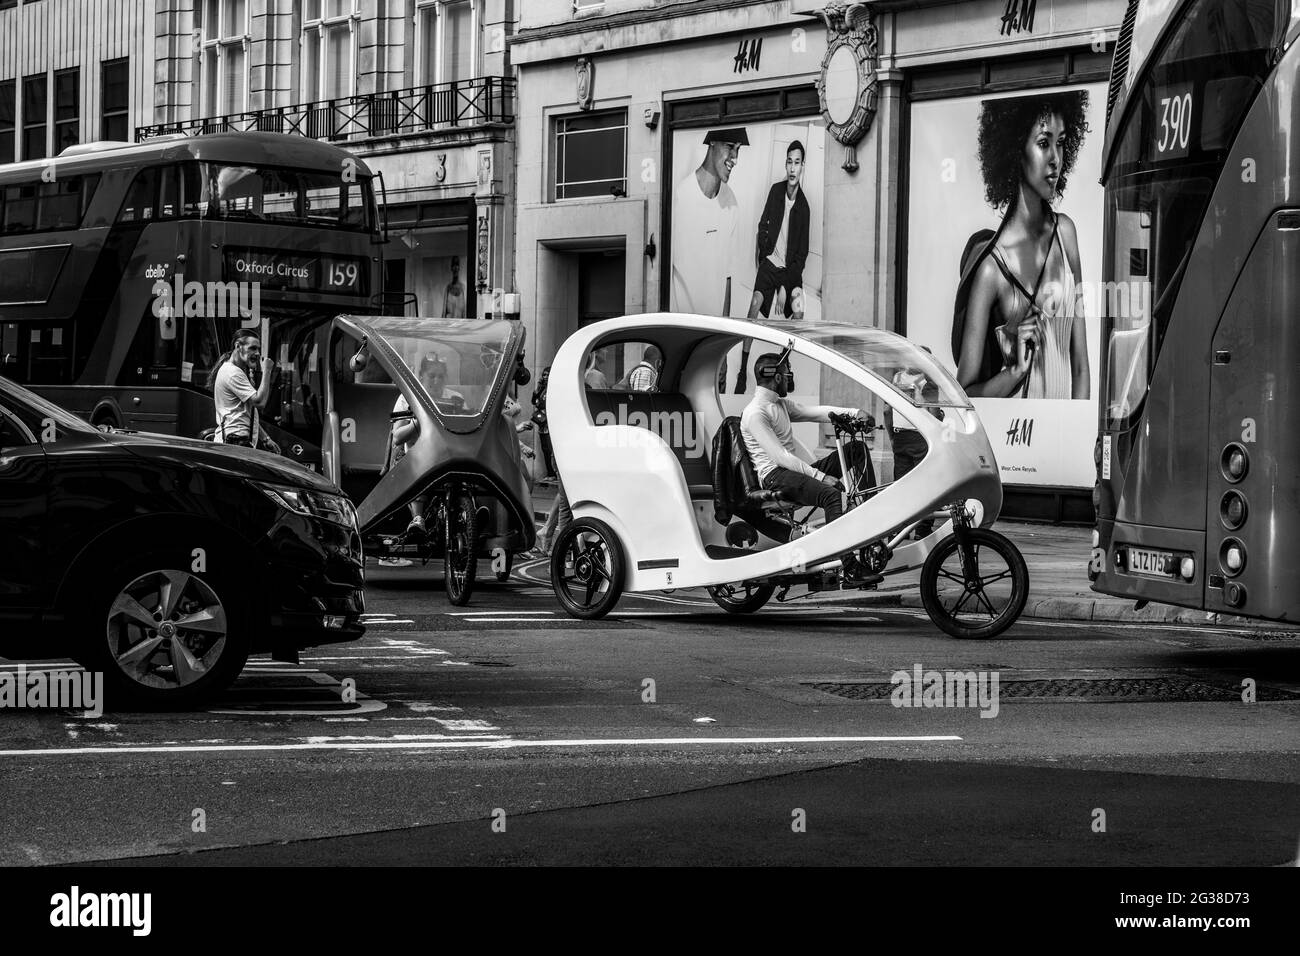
[223,248,368,296]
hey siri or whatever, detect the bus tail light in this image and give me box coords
[1179,557,1195,581]
[1220,443,1249,482]
[1219,538,1246,576]
[1225,582,1247,609]
[1219,490,1247,530]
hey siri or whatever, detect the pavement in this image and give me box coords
[529,478,1295,633]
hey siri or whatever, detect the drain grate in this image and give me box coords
[806,676,1300,703]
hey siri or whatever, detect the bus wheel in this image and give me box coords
[78,552,249,709]
[707,582,775,614]
[551,519,624,620]
[920,528,1029,639]
[443,489,478,607]
[91,413,118,433]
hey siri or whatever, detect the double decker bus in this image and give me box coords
[0,131,384,470]
[1093,0,1300,621]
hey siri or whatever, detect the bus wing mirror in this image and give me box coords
[374,171,390,245]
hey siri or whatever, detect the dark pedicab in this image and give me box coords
[323,315,535,605]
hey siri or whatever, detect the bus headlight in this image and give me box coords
[1220,443,1249,482]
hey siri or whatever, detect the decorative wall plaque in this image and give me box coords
[576,56,595,110]
[814,1,880,172]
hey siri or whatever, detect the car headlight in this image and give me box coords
[255,482,358,529]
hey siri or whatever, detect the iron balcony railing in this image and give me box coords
[137,76,515,143]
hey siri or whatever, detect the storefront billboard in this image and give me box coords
[905,82,1107,489]
[669,117,827,324]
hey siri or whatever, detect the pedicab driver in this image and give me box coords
[387,352,468,538]
[740,351,879,584]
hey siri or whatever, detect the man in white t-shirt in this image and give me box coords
[670,127,748,317]
[212,329,278,452]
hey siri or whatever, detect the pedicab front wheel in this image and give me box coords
[707,582,776,614]
[919,528,1028,639]
[444,488,478,607]
[551,518,625,620]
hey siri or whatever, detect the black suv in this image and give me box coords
[0,376,365,707]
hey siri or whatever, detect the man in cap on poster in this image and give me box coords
[670,127,749,319]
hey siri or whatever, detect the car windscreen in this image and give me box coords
[0,375,99,436]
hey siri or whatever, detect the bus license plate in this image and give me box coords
[1128,547,1175,577]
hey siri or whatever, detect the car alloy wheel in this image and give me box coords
[106,569,229,690]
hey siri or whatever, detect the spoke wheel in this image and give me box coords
[920,528,1029,639]
[82,554,249,709]
[550,518,625,620]
[495,550,514,583]
[707,582,776,614]
[444,489,478,606]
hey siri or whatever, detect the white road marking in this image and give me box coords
[400,702,463,712]
[0,734,961,757]
[433,719,500,732]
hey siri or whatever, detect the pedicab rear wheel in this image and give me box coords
[551,518,624,620]
[444,488,478,606]
[920,528,1028,639]
[707,582,776,614]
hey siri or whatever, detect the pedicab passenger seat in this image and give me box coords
[711,416,791,525]
[585,390,714,500]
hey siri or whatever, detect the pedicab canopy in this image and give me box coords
[756,320,972,411]
[339,316,524,434]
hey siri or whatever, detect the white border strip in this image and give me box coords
[0,734,961,758]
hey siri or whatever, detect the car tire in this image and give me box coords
[75,549,250,709]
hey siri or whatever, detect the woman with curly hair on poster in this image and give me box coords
[952,91,1091,399]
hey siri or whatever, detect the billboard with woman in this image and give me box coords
[906,83,1105,489]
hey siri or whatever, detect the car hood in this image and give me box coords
[101,430,339,493]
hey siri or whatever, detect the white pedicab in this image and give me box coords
[546,314,1028,639]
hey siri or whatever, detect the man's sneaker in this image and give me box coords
[406,514,427,537]
[378,556,413,568]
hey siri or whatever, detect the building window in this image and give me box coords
[22,73,47,161]
[0,81,14,164]
[554,110,627,200]
[303,0,358,101]
[201,0,249,116]
[101,58,129,141]
[53,68,78,153]
[573,1,605,12]
[415,0,478,86]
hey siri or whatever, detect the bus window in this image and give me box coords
[205,163,373,232]
[37,177,94,230]
[3,183,37,232]
[118,167,159,223]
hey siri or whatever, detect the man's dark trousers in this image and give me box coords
[760,440,874,522]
